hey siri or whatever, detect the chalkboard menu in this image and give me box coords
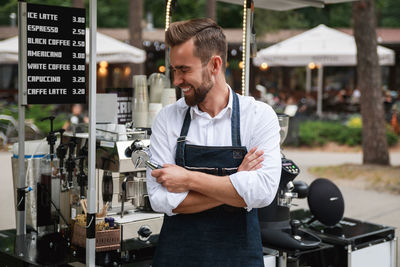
[26,3,86,104]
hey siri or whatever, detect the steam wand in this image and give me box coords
[41,116,56,161]
[55,129,67,189]
[65,136,77,189]
[76,139,88,197]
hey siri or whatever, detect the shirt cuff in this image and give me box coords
[166,191,189,216]
[229,171,253,211]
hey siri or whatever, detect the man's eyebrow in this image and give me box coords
[169,65,189,71]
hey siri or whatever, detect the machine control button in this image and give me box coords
[138,225,152,240]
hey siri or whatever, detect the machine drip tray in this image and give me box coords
[287,209,397,267]
[291,209,396,250]
[112,210,164,224]
[261,227,321,250]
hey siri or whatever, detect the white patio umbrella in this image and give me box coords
[254,24,395,116]
[0,29,146,64]
[217,0,357,96]
[219,0,355,10]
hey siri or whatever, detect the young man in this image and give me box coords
[147,18,281,266]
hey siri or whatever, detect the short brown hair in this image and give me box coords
[165,18,227,69]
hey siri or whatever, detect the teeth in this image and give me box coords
[182,87,190,92]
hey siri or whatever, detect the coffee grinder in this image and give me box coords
[258,114,320,250]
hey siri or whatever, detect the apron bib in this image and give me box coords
[153,90,264,267]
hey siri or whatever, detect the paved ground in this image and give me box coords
[1,149,399,259]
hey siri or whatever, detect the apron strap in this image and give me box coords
[176,108,191,166]
[231,90,241,147]
[175,88,242,165]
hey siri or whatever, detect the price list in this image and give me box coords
[26,3,86,104]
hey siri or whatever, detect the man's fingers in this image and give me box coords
[247,151,264,163]
[248,147,257,154]
[255,150,264,156]
[244,147,257,160]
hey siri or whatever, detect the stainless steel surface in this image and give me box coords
[278,191,298,208]
[133,178,147,208]
[278,114,289,146]
[96,137,149,173]
[17,0,27,236]
[144,160,162,170]
[12,157,40,231]
[87,0,97,265]
[113,211,163,241]
[62,133,149,172]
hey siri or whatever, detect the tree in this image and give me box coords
[129,0,144,75]
[353,0,390,165]
[71,0,84,8]
[206,0,216,21]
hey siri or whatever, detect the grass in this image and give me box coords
[309,164,400,194]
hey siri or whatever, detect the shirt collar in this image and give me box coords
[186,84,233,120]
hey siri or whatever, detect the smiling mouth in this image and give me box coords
[180,86,192,93]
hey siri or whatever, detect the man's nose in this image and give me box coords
[173,72,183,87]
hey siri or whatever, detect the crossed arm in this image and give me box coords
[151,147,264,214]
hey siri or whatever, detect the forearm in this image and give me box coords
[172,191,222,214]
[188,171,246,207]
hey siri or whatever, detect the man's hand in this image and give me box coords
[151,164,191,193]
[238,147,264,172]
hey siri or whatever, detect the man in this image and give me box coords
[147,18,281,266]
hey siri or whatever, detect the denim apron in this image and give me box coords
[152,90,264,267]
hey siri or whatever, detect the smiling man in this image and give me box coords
[147,18,281,266]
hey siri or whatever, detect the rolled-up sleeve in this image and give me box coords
[146,108,188,216]
[229,103,281,210]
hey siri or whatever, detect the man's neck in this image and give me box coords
[198,78,229,118]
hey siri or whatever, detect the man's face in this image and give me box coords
[170,39,213,106]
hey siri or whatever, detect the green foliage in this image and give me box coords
[227,59,241,70]
[387,130,398,146]
[299,120,398,147]
[0,0,17,26]
[254,9,308,35]
[377,0,400,27]
[1,104,67,134]
[25,105,67,134]
[145,0,206,29]
[1,0,399,29]
[216,2,242,28]
[97,0,129,28]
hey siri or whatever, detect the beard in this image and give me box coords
[183,69,214,107]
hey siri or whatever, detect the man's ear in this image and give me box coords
[211,56,222,74]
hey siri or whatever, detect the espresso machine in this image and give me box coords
[258,114,320,251]
[92,126,164,250]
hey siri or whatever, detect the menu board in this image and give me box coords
[26,3,86,104]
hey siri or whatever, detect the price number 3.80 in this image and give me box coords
[72,16,85,23]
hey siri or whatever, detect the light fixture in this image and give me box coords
[260,62,268,71]
[165,0,173,31]
[99,61,108,68]
[241,0,247,95]
[98,67,107,76]
[124,66,131,76]
[158,65,166,73]
[308,62,316,69]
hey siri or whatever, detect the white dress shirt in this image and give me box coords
[147,85,282,216]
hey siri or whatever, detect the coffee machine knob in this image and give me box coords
[290,219,301,238]
[138,225,152,240]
